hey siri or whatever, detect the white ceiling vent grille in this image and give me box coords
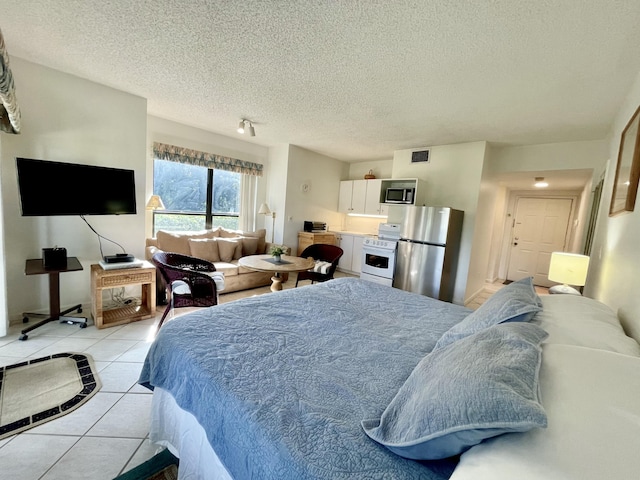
[411,150,430,163]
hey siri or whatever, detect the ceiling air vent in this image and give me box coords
[411,150,430,163]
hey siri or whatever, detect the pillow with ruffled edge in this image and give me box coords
[434,277,542,350]
[362,322,548,460]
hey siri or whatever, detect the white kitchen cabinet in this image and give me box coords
[336,233,364,274]
[339,179,384,215]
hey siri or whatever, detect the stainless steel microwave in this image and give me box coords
[385,187,415,204]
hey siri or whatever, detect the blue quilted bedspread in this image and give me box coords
[139,278,471,479]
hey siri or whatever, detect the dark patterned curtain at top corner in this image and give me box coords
[152,142,263,177]
[0,28,21,134]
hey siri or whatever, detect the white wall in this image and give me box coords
[147,116,269,237]
[490,140,608,173]
[587,69,640,340]
[0,58,148,331]
[280,145,347,250]
[348,159,393,180]
[266,145,291,245]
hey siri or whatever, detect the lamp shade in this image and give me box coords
[146,195,165,210]
[258,203,271,215]
[548,252,590,286]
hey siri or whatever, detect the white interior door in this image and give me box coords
[506,197,573,287]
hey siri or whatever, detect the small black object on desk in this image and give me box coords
[20,257,87,341]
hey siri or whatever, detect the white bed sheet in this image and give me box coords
[150,387,232,480]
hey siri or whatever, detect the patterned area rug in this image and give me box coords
[114,449,179,480]
[0,352,101,439]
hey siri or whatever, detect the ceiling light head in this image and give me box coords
[237,118,256,136]
[534,177,549,188]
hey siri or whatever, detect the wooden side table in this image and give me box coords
[91,261,156,329]
[297,231,337,256]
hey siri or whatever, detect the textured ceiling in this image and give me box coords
[2,1,640,162]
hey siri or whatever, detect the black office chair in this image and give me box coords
[295,244,344,287]
[151,252,222,331]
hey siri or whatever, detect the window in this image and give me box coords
[151,142,264,236]
[152,159,241,235]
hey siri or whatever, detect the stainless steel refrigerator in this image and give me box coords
[392,206,464,302]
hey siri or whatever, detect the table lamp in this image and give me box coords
[548,252,590,295]
[146,195,165,210]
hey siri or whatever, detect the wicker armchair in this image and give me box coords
[295,244,344,287]
[151,252,222,331]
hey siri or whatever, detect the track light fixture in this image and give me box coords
[237,119,256,136]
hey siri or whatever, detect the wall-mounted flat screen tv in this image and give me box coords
[16,157,137,216]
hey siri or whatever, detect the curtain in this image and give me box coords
[0,28,21,134]
[153,142,263,176]
[239,174,259,232]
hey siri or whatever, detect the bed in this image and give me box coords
[139,277,640,479]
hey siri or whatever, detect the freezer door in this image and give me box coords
[401,206,452,245]
[393,240,446,299]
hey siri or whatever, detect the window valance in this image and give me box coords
[0,28,21,134]
[153,142,263,177]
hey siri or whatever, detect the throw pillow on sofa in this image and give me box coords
[188,238,221,262]
[240,236,260,256]
[217,238,243,262]
[219,228,267,253]
[157,230,214,255]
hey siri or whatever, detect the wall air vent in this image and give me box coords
[411,150,430,163]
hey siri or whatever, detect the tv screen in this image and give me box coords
[16,158,137,216]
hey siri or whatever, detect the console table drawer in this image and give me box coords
[98,271,154,287]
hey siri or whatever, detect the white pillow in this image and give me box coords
[532,295,640,356]
[450,344,640,480]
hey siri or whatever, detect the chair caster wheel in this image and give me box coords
[19,334,28,341]
[80,323,87,329]
[23,316,29,323]
[78,308,83,314]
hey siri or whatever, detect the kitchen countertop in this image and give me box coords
[330,230,376,237]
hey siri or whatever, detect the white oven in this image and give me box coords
[360,223,400,287]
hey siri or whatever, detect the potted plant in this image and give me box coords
[269,245,286,262]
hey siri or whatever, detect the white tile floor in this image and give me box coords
[0,314,161,480]
[0,272,332,480]
[0,272,514,479]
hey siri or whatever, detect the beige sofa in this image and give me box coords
[145,228,290,300]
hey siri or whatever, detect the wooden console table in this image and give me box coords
[91,261,156,329]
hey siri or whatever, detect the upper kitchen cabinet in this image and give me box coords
[339,179,385,215]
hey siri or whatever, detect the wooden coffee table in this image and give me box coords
[238,254,315,292]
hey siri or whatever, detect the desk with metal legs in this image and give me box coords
[21,257,86,341]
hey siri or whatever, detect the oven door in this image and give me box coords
[360,245,396,279]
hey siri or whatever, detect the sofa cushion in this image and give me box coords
[215,262,239,276]
[219,228,242,238]
[240,236,260,256]
[217,238,243,262]
[188,238,220,263]
[241,229,267,254]
[157,230,213,255]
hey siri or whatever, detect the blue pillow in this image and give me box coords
[362,322,548,460]
[434,277,542,350]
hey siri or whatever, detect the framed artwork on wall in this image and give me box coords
[610,105,640,216]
